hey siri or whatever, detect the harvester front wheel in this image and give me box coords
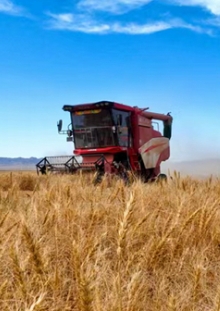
[93,171,104,185]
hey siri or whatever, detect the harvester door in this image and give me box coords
[113,110,130,147]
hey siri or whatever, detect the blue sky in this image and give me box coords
[0,0,220,161]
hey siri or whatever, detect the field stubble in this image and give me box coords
[0,171,220,310]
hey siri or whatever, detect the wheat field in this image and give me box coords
[0,171,220,311]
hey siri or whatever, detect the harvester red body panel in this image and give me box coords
[61,100,173,182]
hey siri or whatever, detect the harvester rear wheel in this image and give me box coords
[156,173,168,183]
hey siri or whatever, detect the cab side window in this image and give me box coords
[112,109,130,147]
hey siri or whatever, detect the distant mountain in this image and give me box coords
[0,157,41,170]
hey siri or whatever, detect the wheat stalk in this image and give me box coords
[22,223,44,276]
[10,246,27,299]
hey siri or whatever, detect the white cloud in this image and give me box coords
[78,0,153,14]
[0,0,23,15]
[78,0,220,15]
[45,0,219,36]
[47,13,110,33]
[112,21,172,33]
[169,17,214,34]
[55,13,74,23]
[47,12,171,34]
[78,0,220,16]
[168,0,220,15]
[47,13,212,35]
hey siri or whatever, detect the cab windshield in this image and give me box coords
[72,109,115,148]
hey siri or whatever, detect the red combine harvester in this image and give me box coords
[36,101,173,183]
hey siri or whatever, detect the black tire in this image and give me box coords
[156,173,167,182]
[93,172,104,186]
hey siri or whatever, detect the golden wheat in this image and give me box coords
[0,171,219,310]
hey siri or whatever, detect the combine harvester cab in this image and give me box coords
[36,101,173,183]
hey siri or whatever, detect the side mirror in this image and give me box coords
[57,120,63,133]
[163,121,172,140]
